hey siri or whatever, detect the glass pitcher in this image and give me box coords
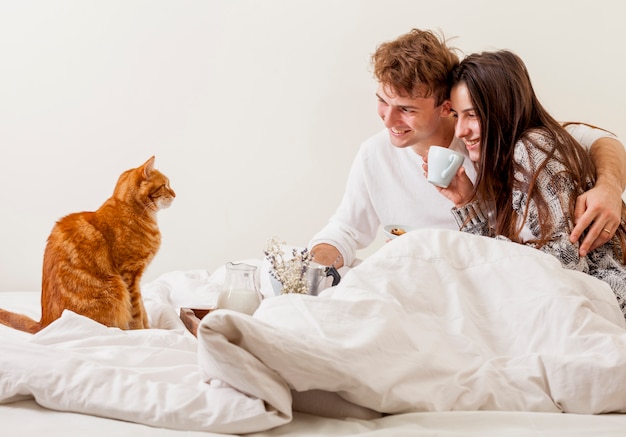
[216,262,263,315]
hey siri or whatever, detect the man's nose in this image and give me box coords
[381,107,399,126]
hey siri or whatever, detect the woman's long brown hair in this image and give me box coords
[451,50,626,261]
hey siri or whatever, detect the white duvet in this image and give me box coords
[1,229,626,434]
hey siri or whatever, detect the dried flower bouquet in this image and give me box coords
[264,237,313,294]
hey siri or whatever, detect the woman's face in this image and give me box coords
[450,83,481,162]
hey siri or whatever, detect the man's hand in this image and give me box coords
[571,184,623,256]
[310,243,344,268]
[571,136,626,257]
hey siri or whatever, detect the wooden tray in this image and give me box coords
[179,307,215,337]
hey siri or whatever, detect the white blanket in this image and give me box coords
[2,229,626,434]
[198,229,626,415]
[0,272,291,434]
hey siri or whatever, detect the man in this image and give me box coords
[309,29,626,268]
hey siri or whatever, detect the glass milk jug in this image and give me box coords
[216,262,263,315]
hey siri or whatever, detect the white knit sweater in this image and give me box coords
[452,131,626,319]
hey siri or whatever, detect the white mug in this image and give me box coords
[427,145,465,188]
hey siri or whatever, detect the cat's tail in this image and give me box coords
[0,309,42,334]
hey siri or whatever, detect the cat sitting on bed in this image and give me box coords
[0,156,175,334]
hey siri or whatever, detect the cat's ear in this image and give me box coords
[141,156,156,178]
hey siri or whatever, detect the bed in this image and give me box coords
[2,229,626,436]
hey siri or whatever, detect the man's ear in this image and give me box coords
[440,99,452,116]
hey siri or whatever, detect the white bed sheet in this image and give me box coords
[1,399,626,437]
[2,229,626,436]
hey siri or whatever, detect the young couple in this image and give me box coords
[309,29,626,317]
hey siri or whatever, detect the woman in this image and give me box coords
[437,50,626,319]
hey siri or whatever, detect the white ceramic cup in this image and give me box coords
[427,145,465,188]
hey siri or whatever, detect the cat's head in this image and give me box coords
[113,156,175,213]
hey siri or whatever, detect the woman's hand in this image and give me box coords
[423,159,474,207]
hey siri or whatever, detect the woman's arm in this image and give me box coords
[450,200,491,236]
[512,136,591,273]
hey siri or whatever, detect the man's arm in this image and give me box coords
[570,136,626,256]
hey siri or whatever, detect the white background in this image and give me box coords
[1,0,624,291]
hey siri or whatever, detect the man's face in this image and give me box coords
[376,83,450,149]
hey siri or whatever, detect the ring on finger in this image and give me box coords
[603,228,611,235]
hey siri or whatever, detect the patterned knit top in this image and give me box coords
[451,131,626,319]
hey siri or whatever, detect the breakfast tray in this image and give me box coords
[179,307,214,337]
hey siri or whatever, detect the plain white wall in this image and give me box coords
[1,0,624,291]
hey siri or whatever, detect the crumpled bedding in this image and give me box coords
[1,229,626,434]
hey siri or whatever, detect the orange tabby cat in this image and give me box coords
[0,156,175,333]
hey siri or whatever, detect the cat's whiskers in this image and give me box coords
[141,201,158,216]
